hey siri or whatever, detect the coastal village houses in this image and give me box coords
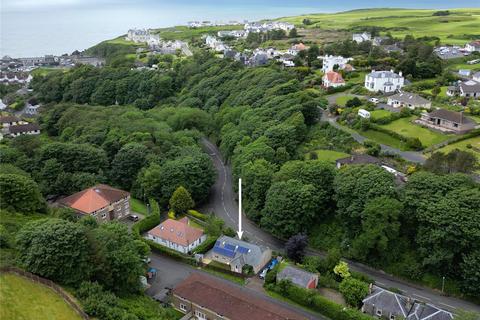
[387,92,432,109]
[353,32,371,43]
[465,40,480,52]
[59,184,131,223]
[364,70,405,93]
[322,71,345,88]
[146,217,206,254]
[320,55,354,73]
[172,273,305,320]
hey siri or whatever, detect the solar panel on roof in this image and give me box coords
[224,243,236,251]
[212,246,236,258]
[237,246,249,254]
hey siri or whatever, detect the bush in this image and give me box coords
[223,227,237,237]
[339,277,369,308]
[132,199,161,238]
[265,264,279,285]
[187,209,208,221]
[318,274,340,289]
[270,280,373,320]
[192,235,218,254]
[146,239,196,265]
[168,210,176,219]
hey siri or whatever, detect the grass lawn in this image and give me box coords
[379,116,452,147]
[362,130,407,150]
[370,109,392,120]
[435,136,480,162]
[335,95,356,107]
[305,149,349,162]
[130,198,148,215]
[0,274,83,320]
[265,289,327,319]
[421,86,448,98]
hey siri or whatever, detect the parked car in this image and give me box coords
[267,258,279,270]
[259,268,268,279]
[369,97,380,104]
[142,256,151,264]
[129,214,139,222]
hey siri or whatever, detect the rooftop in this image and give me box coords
[277,265,317,288]
[148,218,204,247]
[368,70,403,79]
[173,273,306,320]
[389,92,430,105]
[324,71,345,83]
[8,123,40,134]
[427,109,475,125]
[0,115,21,123]
[211,235,268,267]
[59,184,129,214]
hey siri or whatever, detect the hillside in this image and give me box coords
[278,8,480,44]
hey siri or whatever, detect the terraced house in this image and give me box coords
[59,184,130,223]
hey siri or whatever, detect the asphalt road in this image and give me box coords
[199,138,480,313]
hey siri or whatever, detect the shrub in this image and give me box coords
[169,186,194,214]
[192,235,218,254]
[242,264,254,275]
[223,227,237,237]
[265,264,279,285]
[132,199,161,238]
[187,209,208,221]
[168,210,176,219]
[339,277,369,308]
[318,274,339,289]
[146,239,196,265]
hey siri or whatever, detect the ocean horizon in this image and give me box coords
[1,0,480,57]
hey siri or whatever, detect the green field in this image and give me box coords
[305,149,349,162]
[362,130,407,149]
[0,274,83,320]
[380,116,452,147]
[370,109,392,120]
[130,198,149,215]
[154,25,243,41]
[435,136,480,161]
[421,86,449,98]
[280,8,480,45]
[335,95,356,107]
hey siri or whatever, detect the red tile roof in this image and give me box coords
[148,218,204,247]
[324,71,345,83]
[59,184,129,214]
[173,273,306,320]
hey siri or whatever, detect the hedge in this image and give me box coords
[146,239,196,265]
[131,199,160,238]
[187,209,208,221]
[368,123,424,150]
[192,235,217,254]
[268,281,374,320]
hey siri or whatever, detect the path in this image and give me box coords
[199,137,480,313]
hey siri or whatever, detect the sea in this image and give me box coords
[1,0,479,57]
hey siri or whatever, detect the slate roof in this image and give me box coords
[148,218,204,247]
[277,266,317,288]
[459,80,480,93]
[363,285,453,320]
[59,184,129,214]
[0,115,21,123]
[8,123,40,134]
[212,235,268,268]
[427,109,475,125]
[336,154,381,166]
[389,92,430,105]
[173,273,306,320]
[368,70,403,79]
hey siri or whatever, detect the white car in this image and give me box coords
[259,268,268,279]
[369,98,380,104]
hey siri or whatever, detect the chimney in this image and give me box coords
[399,71,403,77]
[390,69,394,73]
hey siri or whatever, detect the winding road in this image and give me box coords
[199,137,480,314]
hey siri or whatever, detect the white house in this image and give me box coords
[365,70,404,93]
[320,55,354,73]
[126,28,160,45]
[353,32,371,43]
[358,109,371,119]
[473,72,480,82]
[147,218,206,254]
[387,92,431,109]
[8,123,41,137]
[465,40,480,52]
[322,71,345,88]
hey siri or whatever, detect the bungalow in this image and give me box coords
[364,70,404,93]
[58,184,130,223]
[8,123,40,137]
[416,109,477,134]
[146,217,206,254]
[387,92,431,109]
[322,71,345,88]
[459,80,480,98]
[0,115,25,128]
[353,32,371,43]
[277,266,318,289]
[362,285,453,320]
[473,72,480,82]
[172,273,305,320]
[465,40,480,52]
[207,235,272,274]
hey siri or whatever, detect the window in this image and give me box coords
[101,213,107,219]
[376,309,382,317]
[390,315,395,320]
[194,310,206,320]
[179,303,187,311]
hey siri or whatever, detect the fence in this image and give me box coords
[0,267,89,320]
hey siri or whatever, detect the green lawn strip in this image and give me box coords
[362,130,407,150]
[370,109,392,120]
[130,198,148,215]
[208,260,231,270]
[379,116,452,147]
[421,86,448,98]
[0,274,83,320]
[305,149,349,162]
[435,136,480,161]
[201,268,245,285]
[265,289,328,319]
[335,95,356,107]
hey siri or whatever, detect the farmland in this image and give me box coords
[280,8,480,45]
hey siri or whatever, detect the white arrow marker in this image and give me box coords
[237,178,243,240]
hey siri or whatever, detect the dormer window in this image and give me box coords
[376,309,382,317]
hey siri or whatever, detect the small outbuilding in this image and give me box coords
[277,265,318,289]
